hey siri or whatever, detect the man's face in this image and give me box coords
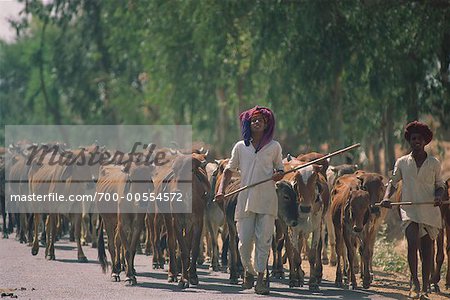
[409,132,426,151]
[250,115,266,134]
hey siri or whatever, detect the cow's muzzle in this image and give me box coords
[299,206,311,213]
[353,226,363,233]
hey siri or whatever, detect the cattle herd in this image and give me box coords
[1,141,450,295]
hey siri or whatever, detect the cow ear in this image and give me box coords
[357,176,365,188]
[312,164,322,173]
[316,182,323,194]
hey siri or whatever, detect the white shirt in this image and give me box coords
[391,152,445,229]
[226,140,284,220]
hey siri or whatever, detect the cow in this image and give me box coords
[353,170,386,285]
[115,162,156,285]
[332,187,371,290]
[283,157,330,291]
[30,145,100,262]
[97,165,128,282]
[152,153,210,288]
[271,180,299,279]
[203,160,228,272]
[323,164,359,266]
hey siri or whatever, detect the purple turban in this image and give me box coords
[239,105,275,152]
[404,121,433,145]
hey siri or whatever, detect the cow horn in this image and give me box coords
[287,154,292,162]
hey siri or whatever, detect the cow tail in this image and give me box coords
[97,217,108,273]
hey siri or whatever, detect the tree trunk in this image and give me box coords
[215,88,227,156]
[329,71,345,163]
[382,102,396,176]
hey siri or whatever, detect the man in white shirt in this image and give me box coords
[216,106,284,295]
[381,121,445,300]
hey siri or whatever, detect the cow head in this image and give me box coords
[355,171,385,215]
[293,165,321,214]
[276,180,299,227]
[345,190,370,233]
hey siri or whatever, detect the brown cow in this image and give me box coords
[30,145,100,262]
[152,153,210,288]
[283,158,329,291]
[97,165,128,281]
[354,170,386,285]
[332,172,372,290]
[324,164,359,266]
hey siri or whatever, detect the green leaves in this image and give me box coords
[1,0,448,159]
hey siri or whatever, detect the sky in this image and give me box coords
[0,0,24,42]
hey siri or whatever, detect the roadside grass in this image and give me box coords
[373,224,408,274]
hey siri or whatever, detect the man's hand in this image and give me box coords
[214,191,224,202]
[380,199,392,209]
[272,170,284,182]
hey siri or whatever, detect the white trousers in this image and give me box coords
[236,212,275,274]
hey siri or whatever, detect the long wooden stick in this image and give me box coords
[217,143,361,199]
[375,201,450,207]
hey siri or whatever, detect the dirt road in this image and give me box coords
[0,237,446,300]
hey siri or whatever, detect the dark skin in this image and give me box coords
[381,132,444,294]
[215,114,283,289]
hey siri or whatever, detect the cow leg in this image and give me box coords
[115,221,132,284]
[21,213,29,244]
[321,213,328,265]
[144,214,152,255]
[361,241,371,289]
[45,214,57,260]
[197,221,206,266]
[91,213,99,248]
[103,217,120,282]
[308,227,322,291]
[221,223,229,269]
[344,231,357,289]
[206,214,219,271]
[297,235,305,287]
[80,212,91,246]
[326,210,337,266]
[335,239,343,287]
[31,213,40,255]
[73,214,88,262]
[227,219,240,284]
[284,230,299,288]
[271,220,284,279]
[163,214,178,282]
[153,214,166,269]
[189,216,203,285]
[173,217,189,288]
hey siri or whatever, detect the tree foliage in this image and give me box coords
[1,0,449,171]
